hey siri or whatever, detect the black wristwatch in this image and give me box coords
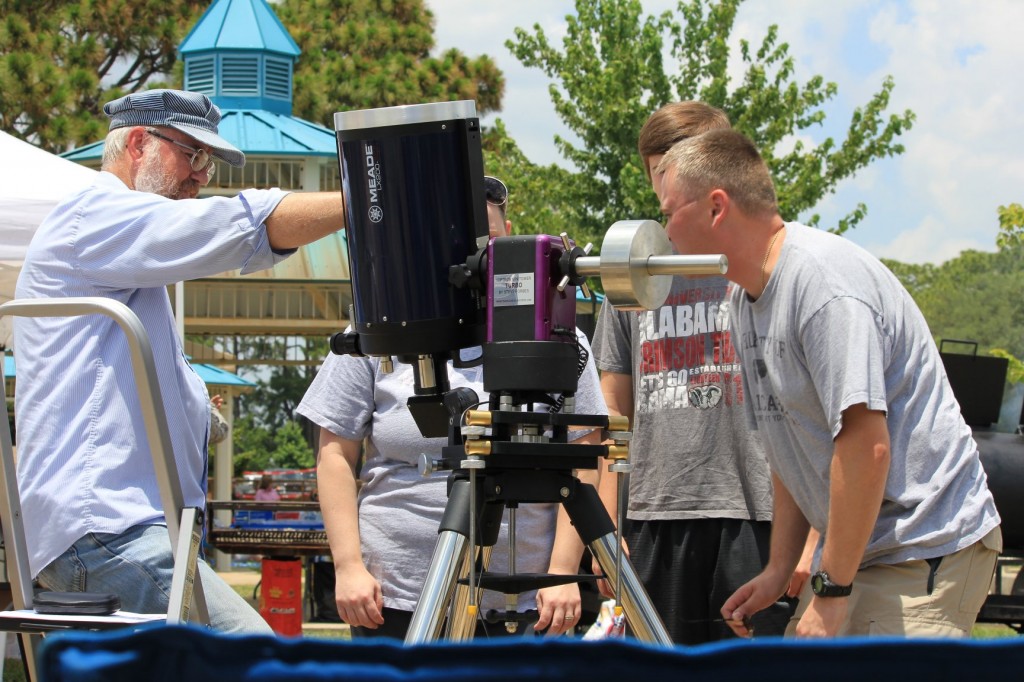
[810,570,853,597]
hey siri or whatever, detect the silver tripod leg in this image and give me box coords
[407,468,504,644]
[562,481,672,646]
[408,478,671,646]
[590,532,672,645]
[405,530,470,644]
[445,545,491,640]
[405,532,495,643]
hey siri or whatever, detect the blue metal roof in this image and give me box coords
[60,139,105,163]
[216,109,336,156]
[61,109,337,162]
[179,0,299,57]
[5,354,254,389]
[191,362,257,388]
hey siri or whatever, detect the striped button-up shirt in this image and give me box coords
[14,171,290,576]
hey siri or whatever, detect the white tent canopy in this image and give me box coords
[0,130,98,346]
[0,129,97,260]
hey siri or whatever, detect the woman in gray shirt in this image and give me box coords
[297,180,608,639]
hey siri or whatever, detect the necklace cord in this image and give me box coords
[760,227,783,294]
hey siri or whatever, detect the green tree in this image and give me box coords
[990,349,1024,386]
[0,0,206,152]
[274,0,504,126]
[270,419,316,470]
[879,259,937,300]
[231,414,276,474]
[482,120,575,239]
[885,210,1024,411]
[884,244,1024,362]
[502,0,915,244]
[248,364,314,431]
[996,203,1024,251]
[205,334,326,472]
[229,335,326,432]
[994,205,1024,366]
[229,414,314,474]
[2,0,504,149]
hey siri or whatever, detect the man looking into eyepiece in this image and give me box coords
[592,102,798,644]
[14,88,344,632]
[655,128,1000,638]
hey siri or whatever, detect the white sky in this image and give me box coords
[428,0,1024,265]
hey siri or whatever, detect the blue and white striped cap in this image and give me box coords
[103,89,245,168]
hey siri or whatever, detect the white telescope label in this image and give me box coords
[493,272,535,307]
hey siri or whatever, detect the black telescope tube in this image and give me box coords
[334,101,489,359]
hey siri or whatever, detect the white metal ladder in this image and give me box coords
[0,297,209,681]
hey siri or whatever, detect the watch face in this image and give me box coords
[811,571,851,597]
[811,573,824,594]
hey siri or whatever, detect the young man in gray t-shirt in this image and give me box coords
[592,102,796,644]
[656,128,1001,638]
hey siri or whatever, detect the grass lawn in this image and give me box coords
[969,622,1018,639]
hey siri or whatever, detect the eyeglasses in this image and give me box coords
[145,128,216,177]
[484,175,508,207]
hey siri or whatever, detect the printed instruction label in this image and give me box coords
[493,272,535,307]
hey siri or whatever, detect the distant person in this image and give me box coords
[254,475,281,502]
[209,394,230,446]
[14,88,344,633]
[655,128,1001,637]
[297,176,608,639]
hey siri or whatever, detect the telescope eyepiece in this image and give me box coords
[330,331,363,357]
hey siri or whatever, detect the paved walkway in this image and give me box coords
[218,570,262,587]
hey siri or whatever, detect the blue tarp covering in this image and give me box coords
[38,625,1024,682]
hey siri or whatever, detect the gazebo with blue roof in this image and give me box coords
[63,0,339,189]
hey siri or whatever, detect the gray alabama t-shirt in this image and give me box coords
[593,276,772,521]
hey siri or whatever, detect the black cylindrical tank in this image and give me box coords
[975,430,1024,550]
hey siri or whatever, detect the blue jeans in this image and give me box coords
[37,524,272,634]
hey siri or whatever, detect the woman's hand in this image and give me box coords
[334,562,385,629]
[534,582,582,636]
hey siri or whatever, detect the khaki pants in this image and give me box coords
[787,526,1002,637]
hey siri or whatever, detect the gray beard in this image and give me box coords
[135,152,191,199]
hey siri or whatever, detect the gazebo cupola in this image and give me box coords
[62,0,340,195]
[178,0,300,116]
